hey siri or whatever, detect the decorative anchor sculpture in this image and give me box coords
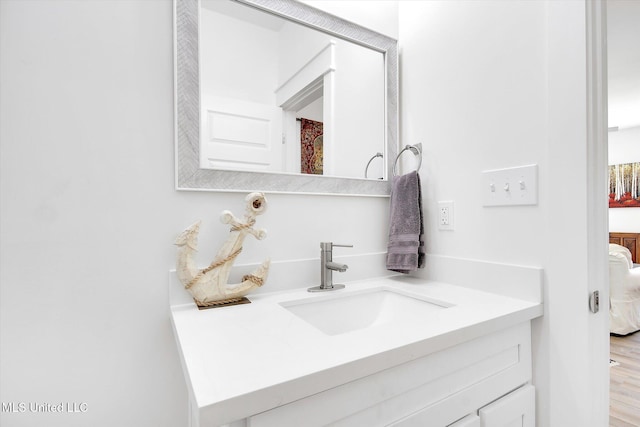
[175,192,270,307]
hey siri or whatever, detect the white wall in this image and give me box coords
[399,0,547,264]
[399,1,606,426]
[0,1,390,426]
[1,1,607,427]
[200,7,278,104]
[299,0,394,180]
[277,21,385,178]
[609,126,640,165]
[609,126,640,232]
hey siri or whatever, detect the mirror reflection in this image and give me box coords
[200,0,386,180]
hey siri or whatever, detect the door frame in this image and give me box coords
[586,0,609,424]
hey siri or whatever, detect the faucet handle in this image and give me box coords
[333,243,353,248]
[320,242,353,250]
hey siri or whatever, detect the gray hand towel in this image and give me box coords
[386,170,425,273]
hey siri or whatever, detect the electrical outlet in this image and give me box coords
[440,206,450,225]
[438,201,454,230]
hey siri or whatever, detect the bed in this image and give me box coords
[609,232,640,265]
[609,233,640,335]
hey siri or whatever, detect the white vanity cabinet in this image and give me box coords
[448,414,480,427]
[170,275,543,427]
[246,322,534,427]
[478,384,535,427]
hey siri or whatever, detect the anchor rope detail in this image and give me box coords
[185,247,243,289]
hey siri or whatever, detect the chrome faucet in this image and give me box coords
[308,242,353,292]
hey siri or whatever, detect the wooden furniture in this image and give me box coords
[609,232,640,264]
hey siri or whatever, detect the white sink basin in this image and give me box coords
[280,287,452,336]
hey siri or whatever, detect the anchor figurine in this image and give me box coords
[175,192,270,307]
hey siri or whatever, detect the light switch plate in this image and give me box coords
[482,164,538,207]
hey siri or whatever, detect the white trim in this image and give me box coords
[585,0,610,425]
[276,41,335,106]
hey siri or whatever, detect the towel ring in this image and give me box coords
[392,143,422,176]
[364,152,384,179]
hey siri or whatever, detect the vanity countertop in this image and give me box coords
[170,275,543,426]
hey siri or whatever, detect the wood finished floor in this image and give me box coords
[610,331,640,426]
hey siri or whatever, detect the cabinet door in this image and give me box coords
[479,385,534,427]
[448,414,480,427]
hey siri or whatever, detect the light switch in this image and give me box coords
[482,164,538,206]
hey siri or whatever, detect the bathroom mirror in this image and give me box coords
[174,0,398,195]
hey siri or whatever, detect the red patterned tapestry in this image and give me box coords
[300,118,323,175]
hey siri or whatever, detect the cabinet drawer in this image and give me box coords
[449,414,481,427]
[248,323,532,427]
[479,384,535,427]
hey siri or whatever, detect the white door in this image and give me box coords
[200,95,282,172]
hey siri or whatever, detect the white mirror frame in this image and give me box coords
[174,0,398,196]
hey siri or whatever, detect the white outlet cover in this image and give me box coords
[438,201,454,230]
[482,164,538,207]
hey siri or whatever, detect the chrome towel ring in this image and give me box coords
[364,152,384,179]
[392,143,422,176]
